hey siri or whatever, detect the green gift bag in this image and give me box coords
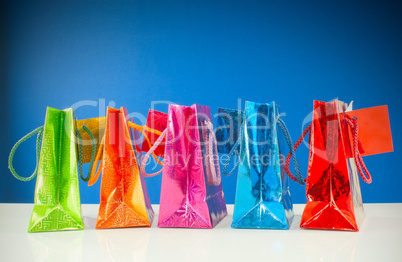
[8,107,95,232]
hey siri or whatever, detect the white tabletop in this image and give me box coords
[1,203,401,262]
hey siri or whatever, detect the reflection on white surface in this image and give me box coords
[96,228,150,262]
[148,227,214,261]
[28,231,84,262]
[1,204,402,262]
[82,216,98,230]
[300,230,358,262]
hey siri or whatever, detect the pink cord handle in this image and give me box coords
[203,120,221,186]
[139,129,167,177]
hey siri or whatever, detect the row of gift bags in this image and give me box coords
[8,100,393,232]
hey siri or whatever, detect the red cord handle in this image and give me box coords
[285,116,372,184]
[343,115,372,184]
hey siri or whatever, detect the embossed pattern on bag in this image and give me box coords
[29,107,84,232]
[158,104,227,228]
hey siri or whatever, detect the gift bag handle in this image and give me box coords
[285,115,372,184]
[138,128,167,177]
[8,124,95,182]
[221,117,305,185]
[76,125,97,182]
[8,126,44,181]
[343,115,372,183]
[139,119,220,181]
[277,117,305,186]
[284,123,310,184]
[203,119,221,185]
[221,123,243,177]
[88,121,166,185]
[88,135,104,186]
[128,122,164,166]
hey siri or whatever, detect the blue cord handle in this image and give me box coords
[277,117,305,185]
[221,123,243,176]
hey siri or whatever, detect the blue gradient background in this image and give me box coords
[1,0,401,204]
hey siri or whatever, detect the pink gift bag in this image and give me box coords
[140,104,227,228]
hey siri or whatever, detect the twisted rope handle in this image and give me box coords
[139,129,167,177]
[203,120,221,185]
[277,118,305,185]
[8,126,44,181]
[76,125,96,182]
[284,123,311,184]
[88,135,104,186]
[88,121,166,184]
[221,123,243,176]
[128,122,164,166]
[343,115,372,184]
[285,116,372,185]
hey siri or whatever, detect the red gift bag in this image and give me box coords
[286,100,392,231]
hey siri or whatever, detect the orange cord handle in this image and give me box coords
[127,121,164,166]
[88,135,104,186]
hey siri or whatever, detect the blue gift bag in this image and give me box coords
[216,101,305,229]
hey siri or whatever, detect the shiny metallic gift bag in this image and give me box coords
[141,104,227,228]
[88,107,161,229]
[216,101,304,229]
[287,100,393,231]
[8,107,90,232]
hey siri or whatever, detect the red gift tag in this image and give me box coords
[345,105,393,157]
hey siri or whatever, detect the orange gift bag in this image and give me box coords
[88,107,162,229]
